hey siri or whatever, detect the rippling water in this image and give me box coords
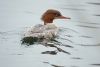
[0,0,100,67]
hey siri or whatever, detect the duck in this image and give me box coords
[22,9,71,45]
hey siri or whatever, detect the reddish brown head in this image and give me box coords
[41,9,71,25]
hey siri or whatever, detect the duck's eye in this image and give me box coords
[55,13,61,17]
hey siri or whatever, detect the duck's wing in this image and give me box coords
[24,24,59,39]
[30,24,45,33]
[24,24,45,37]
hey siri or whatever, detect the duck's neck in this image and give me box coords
[44,20,53,25]
[42,14,55,25]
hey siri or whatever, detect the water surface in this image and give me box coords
[0,0,100,67]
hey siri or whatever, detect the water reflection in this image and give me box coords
[76,43,100,47]
[80,35,92,38]
[94,14,100,16]
[60,8,85,11]
[43,62,65,67]
[78,22,100,25]
[87,2,100,5]
[76,25,100,28]
[91,64,100,66]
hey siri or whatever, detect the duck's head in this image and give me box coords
[41,9,71,25]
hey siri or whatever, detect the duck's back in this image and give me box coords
[24,24,59,39]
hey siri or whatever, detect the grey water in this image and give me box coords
[0,0,100,67]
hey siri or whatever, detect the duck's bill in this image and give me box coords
[55,16,71,19]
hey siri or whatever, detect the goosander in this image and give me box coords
[22,9,70,45]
